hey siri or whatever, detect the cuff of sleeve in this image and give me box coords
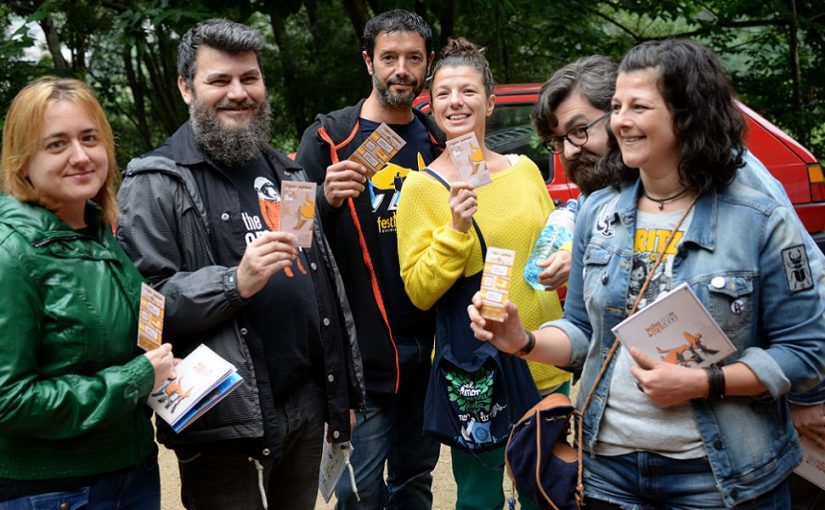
[539,318,587,369]
[223,267,249,307]
[737,346,791,399]
[788,381,825,405]
[125,354,157,402]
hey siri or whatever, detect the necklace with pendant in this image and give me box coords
[643,188,689,210]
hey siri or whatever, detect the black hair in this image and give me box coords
[532,55,617,147]
[177,18,264,87]
[430,37,494,97]
[600,38,746,193]
[362,10,433,59]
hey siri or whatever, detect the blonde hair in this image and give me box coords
[1,76,119,224]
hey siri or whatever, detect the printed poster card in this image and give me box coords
[611,282,736,368]
[480,247,516,322]
[795,436,825,490]
[318,437,354,503]
[348,123,406,178]
[148,344,242,433]
[446,132,492,188]
[137,283,164,351]
[279,180,317,248]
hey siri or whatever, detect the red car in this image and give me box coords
[415,83,825,251]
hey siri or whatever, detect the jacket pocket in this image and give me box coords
[26,487,89,510]
[699,274,754,349]
[582,244,612,306]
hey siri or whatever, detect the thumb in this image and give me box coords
[629,346,658,370]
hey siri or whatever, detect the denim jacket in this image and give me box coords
[547,177,825,506]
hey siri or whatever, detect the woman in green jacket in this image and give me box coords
[0,77,175,509]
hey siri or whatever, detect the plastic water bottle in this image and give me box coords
[524,199,578,290]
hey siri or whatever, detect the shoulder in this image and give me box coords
[307,101,365,142]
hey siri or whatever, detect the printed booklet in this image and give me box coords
[611,282,736,368]
[147,344,242,433]
[794,436,825,490]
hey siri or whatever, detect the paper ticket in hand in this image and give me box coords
[138,283,165,351]
[446,132,492,188]
[318,436,354,503]
[348,123,406,178]
[279,181,317,248]
[480,248,516,322]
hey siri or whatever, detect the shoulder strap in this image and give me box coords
[421,168,487,258]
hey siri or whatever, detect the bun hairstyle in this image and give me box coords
[430,37,494,96]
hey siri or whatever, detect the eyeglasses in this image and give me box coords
[544,112,610,154]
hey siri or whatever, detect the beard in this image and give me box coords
[190,97,272,167]
[373,73,423,109]
[563,150,611,196]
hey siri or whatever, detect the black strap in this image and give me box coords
[422,168,487,258]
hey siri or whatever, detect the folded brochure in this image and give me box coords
[148,344,242,433]
[611,282,736,368]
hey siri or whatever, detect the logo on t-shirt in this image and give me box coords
[370,154,427,235]
[627,228,684,311]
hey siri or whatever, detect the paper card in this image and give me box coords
[279,181,317,248]
[446,132,492,188]
[318,437,354,503]
[795,436,825,490]
[137,283,165,351]
[348,123,406,178]
[611,282,736,368]
[480,248,516,322]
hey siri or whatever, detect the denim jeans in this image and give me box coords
[177,380,325,510]
[583,451,790,509]
[0,455,160,510]
[335,338,439,510]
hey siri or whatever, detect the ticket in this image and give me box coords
[480,248,516,322]
[137,283,165,351]
[349,123,406,177]
[279,180,317,248]
[446,132,492,188]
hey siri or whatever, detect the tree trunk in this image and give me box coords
[342,0,370,42]
[39,14,69,71]
[268,8,305,139]
[786,0,806,145]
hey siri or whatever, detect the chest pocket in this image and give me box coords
[582,244,613,308]
[700,274,754,349]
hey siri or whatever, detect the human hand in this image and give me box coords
[467,291,527,354]
[237,231,297,299]
[323,160,368,208]
[144,343,176,391]
[791,403,825,450]
[629,347,708,408]
[538,249,571,291]
[449,182,477,233]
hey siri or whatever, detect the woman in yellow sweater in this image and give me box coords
[396,37,571,510]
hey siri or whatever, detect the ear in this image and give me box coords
[177,76,193,106]
[426,51,435,74]
[362,51,374,76]
[486,94,496,117]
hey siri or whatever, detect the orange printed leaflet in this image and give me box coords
[480,248,515,322]
[446,132,491,188]
[279,181,317,248]
[138,283,165,351]
[348,123,406,178]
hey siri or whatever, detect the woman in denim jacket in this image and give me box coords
[469,39,825,509]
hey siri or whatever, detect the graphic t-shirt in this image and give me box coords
[197,155,324,398]
[359,117,439,334]
[596,208,706,459]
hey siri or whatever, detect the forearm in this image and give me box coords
[522,326,573,367]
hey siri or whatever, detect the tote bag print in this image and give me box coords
[446,365,507,448]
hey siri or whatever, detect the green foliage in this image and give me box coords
[1,0,822,163]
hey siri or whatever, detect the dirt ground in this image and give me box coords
[158,443,464,510]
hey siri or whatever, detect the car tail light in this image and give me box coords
[808,163,825,202]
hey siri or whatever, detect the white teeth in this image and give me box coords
[448,114,468,120]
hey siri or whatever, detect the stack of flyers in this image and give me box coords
[446,132,492,188]
[349,123,406,177]
[137,283,164,351]
[480,248,516,322]
[279,181,317,248]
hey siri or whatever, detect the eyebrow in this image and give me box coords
[42,127,98,141]
[202,69,261,81]
[561,114,588,132]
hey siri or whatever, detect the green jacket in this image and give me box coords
[0,194,156,480]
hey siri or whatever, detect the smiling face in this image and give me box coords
[24,100,108,227]
[610,68,679,178]
[178,46,266,130]
[364,31,430,109]
[430,65,495,141]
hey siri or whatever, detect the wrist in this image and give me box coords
[703,364,726,400]
[510,330,536,358]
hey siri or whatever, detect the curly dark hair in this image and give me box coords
[362,9,433,60]
[600,38,746,193]
[430,37,494,97]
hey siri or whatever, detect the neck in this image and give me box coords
[360,93,414,124]
[54,204,87,229]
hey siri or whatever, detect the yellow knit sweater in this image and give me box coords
[396,155,571,391]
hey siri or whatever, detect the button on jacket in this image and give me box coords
[547,177,825,507]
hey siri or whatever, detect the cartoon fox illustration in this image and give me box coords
[657,331,720,366]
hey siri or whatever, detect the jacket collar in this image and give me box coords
[614,179,717,252]
[0,193,105,246]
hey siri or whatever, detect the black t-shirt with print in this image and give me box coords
[359,117,439,334]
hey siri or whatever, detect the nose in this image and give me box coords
[68,140,91,166]
[563,139,582,160]
[226,77,249,102]
[395,58,411,79]
[449,89,463,107]
[611,108,631,133]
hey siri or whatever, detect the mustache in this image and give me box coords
[215,98,258,110]
[387,77,417,86]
